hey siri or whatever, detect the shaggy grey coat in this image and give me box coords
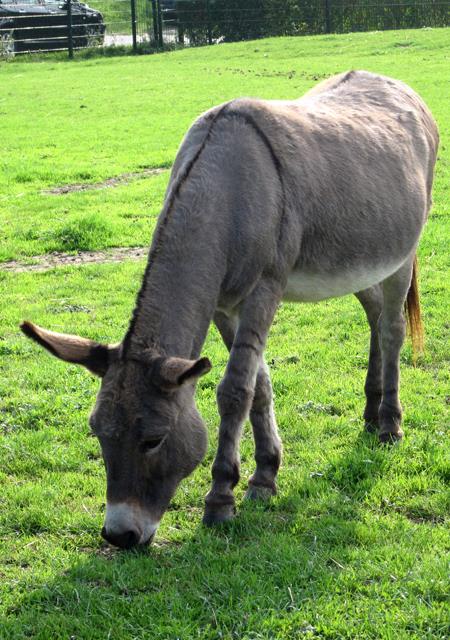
[21,71,439,545]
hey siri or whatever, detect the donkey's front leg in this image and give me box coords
[204,281,282,525]
[245,359,282,500]
[214,312,282,501]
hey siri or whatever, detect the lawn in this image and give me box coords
[0,28,449,639]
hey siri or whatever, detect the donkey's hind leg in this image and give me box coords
[355,285,383,433]
[245,358,282,500]
[213,310,282,503]
[378,259,414,443]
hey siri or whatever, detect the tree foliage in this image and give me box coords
[173,0,449,44]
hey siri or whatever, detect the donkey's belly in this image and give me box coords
[284,259,405,303]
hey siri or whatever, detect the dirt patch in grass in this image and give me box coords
[0,247,148,272]
[42,167,168,195]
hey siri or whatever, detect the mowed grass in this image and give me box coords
[0,28,449,639]
[0,28,449,260]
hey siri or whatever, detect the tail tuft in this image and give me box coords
[405,255,424,359]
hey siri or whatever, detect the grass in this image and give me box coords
[0,28,449,639]
[1,27,449,260]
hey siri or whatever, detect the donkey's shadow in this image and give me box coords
[208,429,391,547]
[7,430,396,636]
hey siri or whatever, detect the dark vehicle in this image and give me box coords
[161,0,176,23]
[0,0,105,55]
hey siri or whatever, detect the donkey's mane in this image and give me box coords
[122,101,287,355]
[122,101,232,354]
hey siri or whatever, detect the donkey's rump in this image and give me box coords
[248,71,438,300]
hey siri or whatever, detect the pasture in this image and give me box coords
[0,28,449,639]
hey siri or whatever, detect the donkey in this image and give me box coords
[21,71,438,548]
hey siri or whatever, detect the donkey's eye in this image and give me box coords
[140,436,165,453]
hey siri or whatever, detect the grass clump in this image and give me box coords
[45,213,113,252]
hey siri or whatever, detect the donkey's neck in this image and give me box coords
[124,261,217,359]
[123,204,223,360]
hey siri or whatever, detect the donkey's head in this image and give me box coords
[21,321,211,549]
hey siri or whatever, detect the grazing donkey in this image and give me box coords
[21,71,438,548]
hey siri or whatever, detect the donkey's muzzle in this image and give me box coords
[101,526,140,549]
[102,501,159,548]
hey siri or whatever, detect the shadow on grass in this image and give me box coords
[5,430,397,639]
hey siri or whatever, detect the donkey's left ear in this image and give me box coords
[156,356,212,389]
[20,321,119,377]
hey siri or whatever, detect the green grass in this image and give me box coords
[0,28,449,639]
[1,27,449,260]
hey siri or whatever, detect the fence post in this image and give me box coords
[157,0,163,49]
[151,0,159,45]
[206,0,212,45]
[130,0,137,52]
[67,0,73,59]
[324,0,331,34]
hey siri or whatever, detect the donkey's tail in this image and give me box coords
[405,255,424,357]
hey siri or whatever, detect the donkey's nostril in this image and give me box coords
[101,526,140,549]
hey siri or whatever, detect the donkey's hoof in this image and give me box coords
[202,502,236,527]
[379,429,404,444]
[244,483,276,501]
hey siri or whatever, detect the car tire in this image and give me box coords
[0,29,15,57]
[85,25,104,48]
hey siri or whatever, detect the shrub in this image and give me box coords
[174,0,449,43]
[45,213,113,252]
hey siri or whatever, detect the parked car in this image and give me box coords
[0,0,105,55]
[160,0,177,24]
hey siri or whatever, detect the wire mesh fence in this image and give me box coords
[0,0,448,58]
[164,0,450,46]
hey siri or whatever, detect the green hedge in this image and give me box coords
[173,0,449,43]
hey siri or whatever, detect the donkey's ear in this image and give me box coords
[156,356,212,389]
[20,321,118,377]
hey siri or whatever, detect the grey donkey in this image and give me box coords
[21,71,438,548]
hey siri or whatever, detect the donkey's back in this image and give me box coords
[299,69,438,209]
[173,70,438,307]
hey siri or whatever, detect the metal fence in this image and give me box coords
[163,0,450,45]
[1,0,448,58]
